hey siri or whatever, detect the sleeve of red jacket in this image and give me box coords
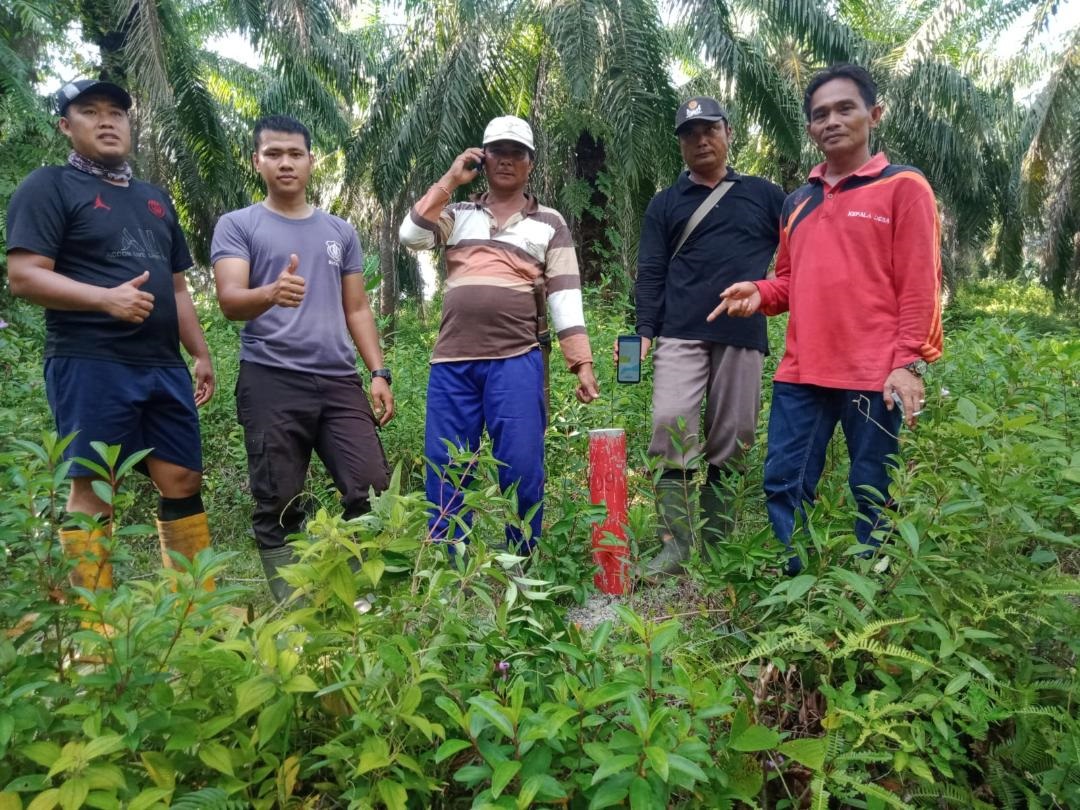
[890,180,944,368]
[754,220,790,316]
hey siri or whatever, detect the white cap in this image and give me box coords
[482,116,535,152]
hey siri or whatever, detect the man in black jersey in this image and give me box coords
[7,79,217,597]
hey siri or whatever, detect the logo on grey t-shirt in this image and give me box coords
[326,240,343,267]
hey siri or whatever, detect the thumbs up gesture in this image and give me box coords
[103,270,155,323]
[269,253,305,307]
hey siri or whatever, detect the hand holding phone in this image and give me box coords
[445,148,486,187]
[616,335,642,384]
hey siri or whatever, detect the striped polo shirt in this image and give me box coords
[755,153,943,390]
[400,193,592,370]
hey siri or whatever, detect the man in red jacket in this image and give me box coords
[711,64,942,574]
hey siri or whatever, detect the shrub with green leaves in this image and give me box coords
[0,284,1078,809]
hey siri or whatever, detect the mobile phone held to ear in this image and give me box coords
[617,334,642,384]
[473,156,485,173]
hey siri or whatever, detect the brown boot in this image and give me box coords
[157,512,215,591]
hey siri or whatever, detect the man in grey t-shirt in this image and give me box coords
[211,115,393,602]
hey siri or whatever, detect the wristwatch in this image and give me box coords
[372,368,392,386]
[903,359,928,378]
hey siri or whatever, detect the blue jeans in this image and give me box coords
[424,351,546,552]
[764,382,901,573]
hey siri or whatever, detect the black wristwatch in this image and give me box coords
[903,359,928,378]
[372,368,392,386]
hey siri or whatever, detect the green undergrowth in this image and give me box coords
[0,281,1078,808]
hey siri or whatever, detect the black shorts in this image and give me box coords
[44,357,202,477]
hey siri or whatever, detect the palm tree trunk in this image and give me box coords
[379,209,398,339]
[574,130,610,287]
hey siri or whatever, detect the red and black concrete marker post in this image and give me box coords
[589,428,629,595]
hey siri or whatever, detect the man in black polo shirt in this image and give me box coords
[7,79,216,598]
[635,97,784,579]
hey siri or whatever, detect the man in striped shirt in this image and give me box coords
[400,116,599,557]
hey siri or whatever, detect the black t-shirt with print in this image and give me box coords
[6,165,193,366]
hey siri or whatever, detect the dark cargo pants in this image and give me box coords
[236,361,390,551]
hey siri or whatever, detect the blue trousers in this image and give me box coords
[764,382,901,573]
[424,351,546,551]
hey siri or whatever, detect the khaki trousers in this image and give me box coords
[648,338,764,470]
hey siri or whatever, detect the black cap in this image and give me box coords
[674,96,728,133]
[55,79,132,116]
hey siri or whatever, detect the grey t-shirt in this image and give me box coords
[211,203,365,376]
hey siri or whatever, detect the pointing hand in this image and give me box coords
[707,281,761,321]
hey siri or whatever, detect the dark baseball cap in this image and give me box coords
[675,96,728,133]
[55,79,132,116]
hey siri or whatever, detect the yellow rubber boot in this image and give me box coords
[59,526,114,638]
[60,527,114,593]
[157,512,215,592]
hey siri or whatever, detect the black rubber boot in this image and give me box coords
[259,545,298,604]
[699,481,734,542]
[643,478,696,580]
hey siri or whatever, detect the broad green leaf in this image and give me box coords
[649,621,681,654]
[590,754,638,785]
[545,641,586,661]
[282,674,319,693]
[22,741,61,768]
[731,725,781,752]
[140,753,175,789]
[234,676,277,718]
[778,737,827,770]
[907,756,934,783]
[83,735,123,761]
[435,739,472,763]
[453,764,492,784]
[626,694,649,738]
[897,520,920,557]
[943,672,971,696]
[628,777,654,810]
[667,753,706,782]
[726,753,764,800]
[435,696,466,730]
[197,743,233,776]
[57,777,88,810]
[376,780,407,810]
[0,714,13,753]
[47,744,83,779]
[584,681,636,709]
[90,480,114,506]
[127,787,173,810]
[787,575,817,601]
[587,777,629,810]
[516,774,543,808]
[491,760,522,798]
[644,746,669,781]
[468,697,515,738]
[83,764,125,792]
[27,789,59,810]
[257,696,292,744]
[357,737,392,774]
[362,558,385,586]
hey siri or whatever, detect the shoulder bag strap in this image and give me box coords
[671,180,734,258]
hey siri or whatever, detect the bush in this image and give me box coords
[1,283,1078,808]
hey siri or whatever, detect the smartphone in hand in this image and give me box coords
[617,334,642,384]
